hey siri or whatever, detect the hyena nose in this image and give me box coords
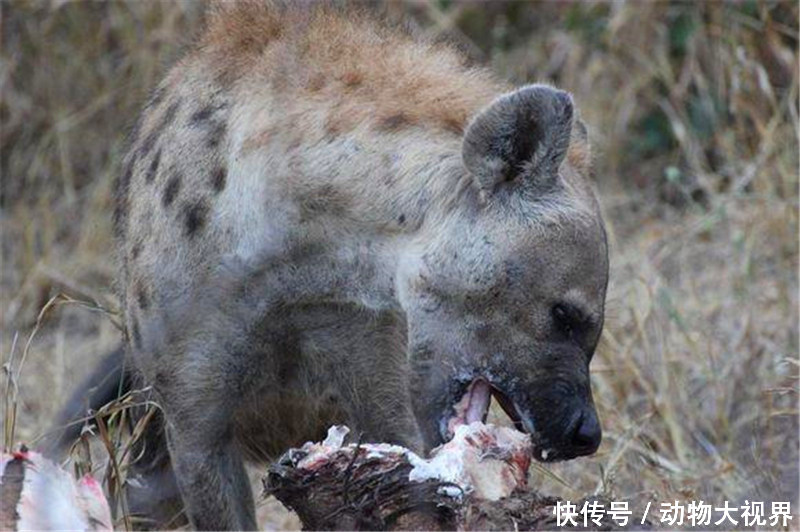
[570,408,602,455]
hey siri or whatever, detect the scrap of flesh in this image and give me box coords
[292,421,532,502]
[0,447,113,531]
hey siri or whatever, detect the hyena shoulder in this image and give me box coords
[114,2,505,311]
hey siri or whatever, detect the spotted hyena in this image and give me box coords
[62,2,609,529]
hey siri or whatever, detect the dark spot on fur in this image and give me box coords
[147,86,166,109]
[131,242,142,260]
[126,119,143,153]
[382,171,397,187]
[162,173,181,207]
[131,317,143,350]
[162,100,181,124]
[378,113,412,131]
[190,104,217,124]
[398,214,406,225]
[211,166,227,193]
[299,184,350,220]
[182,201,209,238]
[136,283,149,310]
[441,116,464,135]
[206,121,226,148]
[145,149,161,183]
[139,100,180,158]
[138,130,159,158]
[341,71,362,87]
[113,155,136,237]
[324,116,342,138]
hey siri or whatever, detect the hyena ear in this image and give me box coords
[462,84,574,194]
[567,112,593,176]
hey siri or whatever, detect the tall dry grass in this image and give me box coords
[1,1,797,529]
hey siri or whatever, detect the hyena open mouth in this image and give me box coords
[445,378,524,439]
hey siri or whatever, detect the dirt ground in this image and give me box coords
[2,1,798,529]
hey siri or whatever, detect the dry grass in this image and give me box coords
[1,1,797,529]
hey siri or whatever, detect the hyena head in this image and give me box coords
[398,85,608,461]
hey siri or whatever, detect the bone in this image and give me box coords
[264,424,642,530]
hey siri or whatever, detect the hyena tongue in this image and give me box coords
[465,379,492,424]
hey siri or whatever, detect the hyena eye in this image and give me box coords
[551,303,586,338]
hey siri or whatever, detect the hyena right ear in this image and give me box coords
[462,84,574,194]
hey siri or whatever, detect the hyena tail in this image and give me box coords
[44,345,130,458]
[45,347,185,527]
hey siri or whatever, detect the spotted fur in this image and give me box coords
[106,2,607,529]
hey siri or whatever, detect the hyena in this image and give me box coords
[55,2,608,529]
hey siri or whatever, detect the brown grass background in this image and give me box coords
[1,1,798,529]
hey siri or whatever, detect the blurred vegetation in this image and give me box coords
[417,1,799,207]
[1,1,797,528]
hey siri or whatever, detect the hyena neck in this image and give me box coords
[300,142,473,313]
[228,117,478,313]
